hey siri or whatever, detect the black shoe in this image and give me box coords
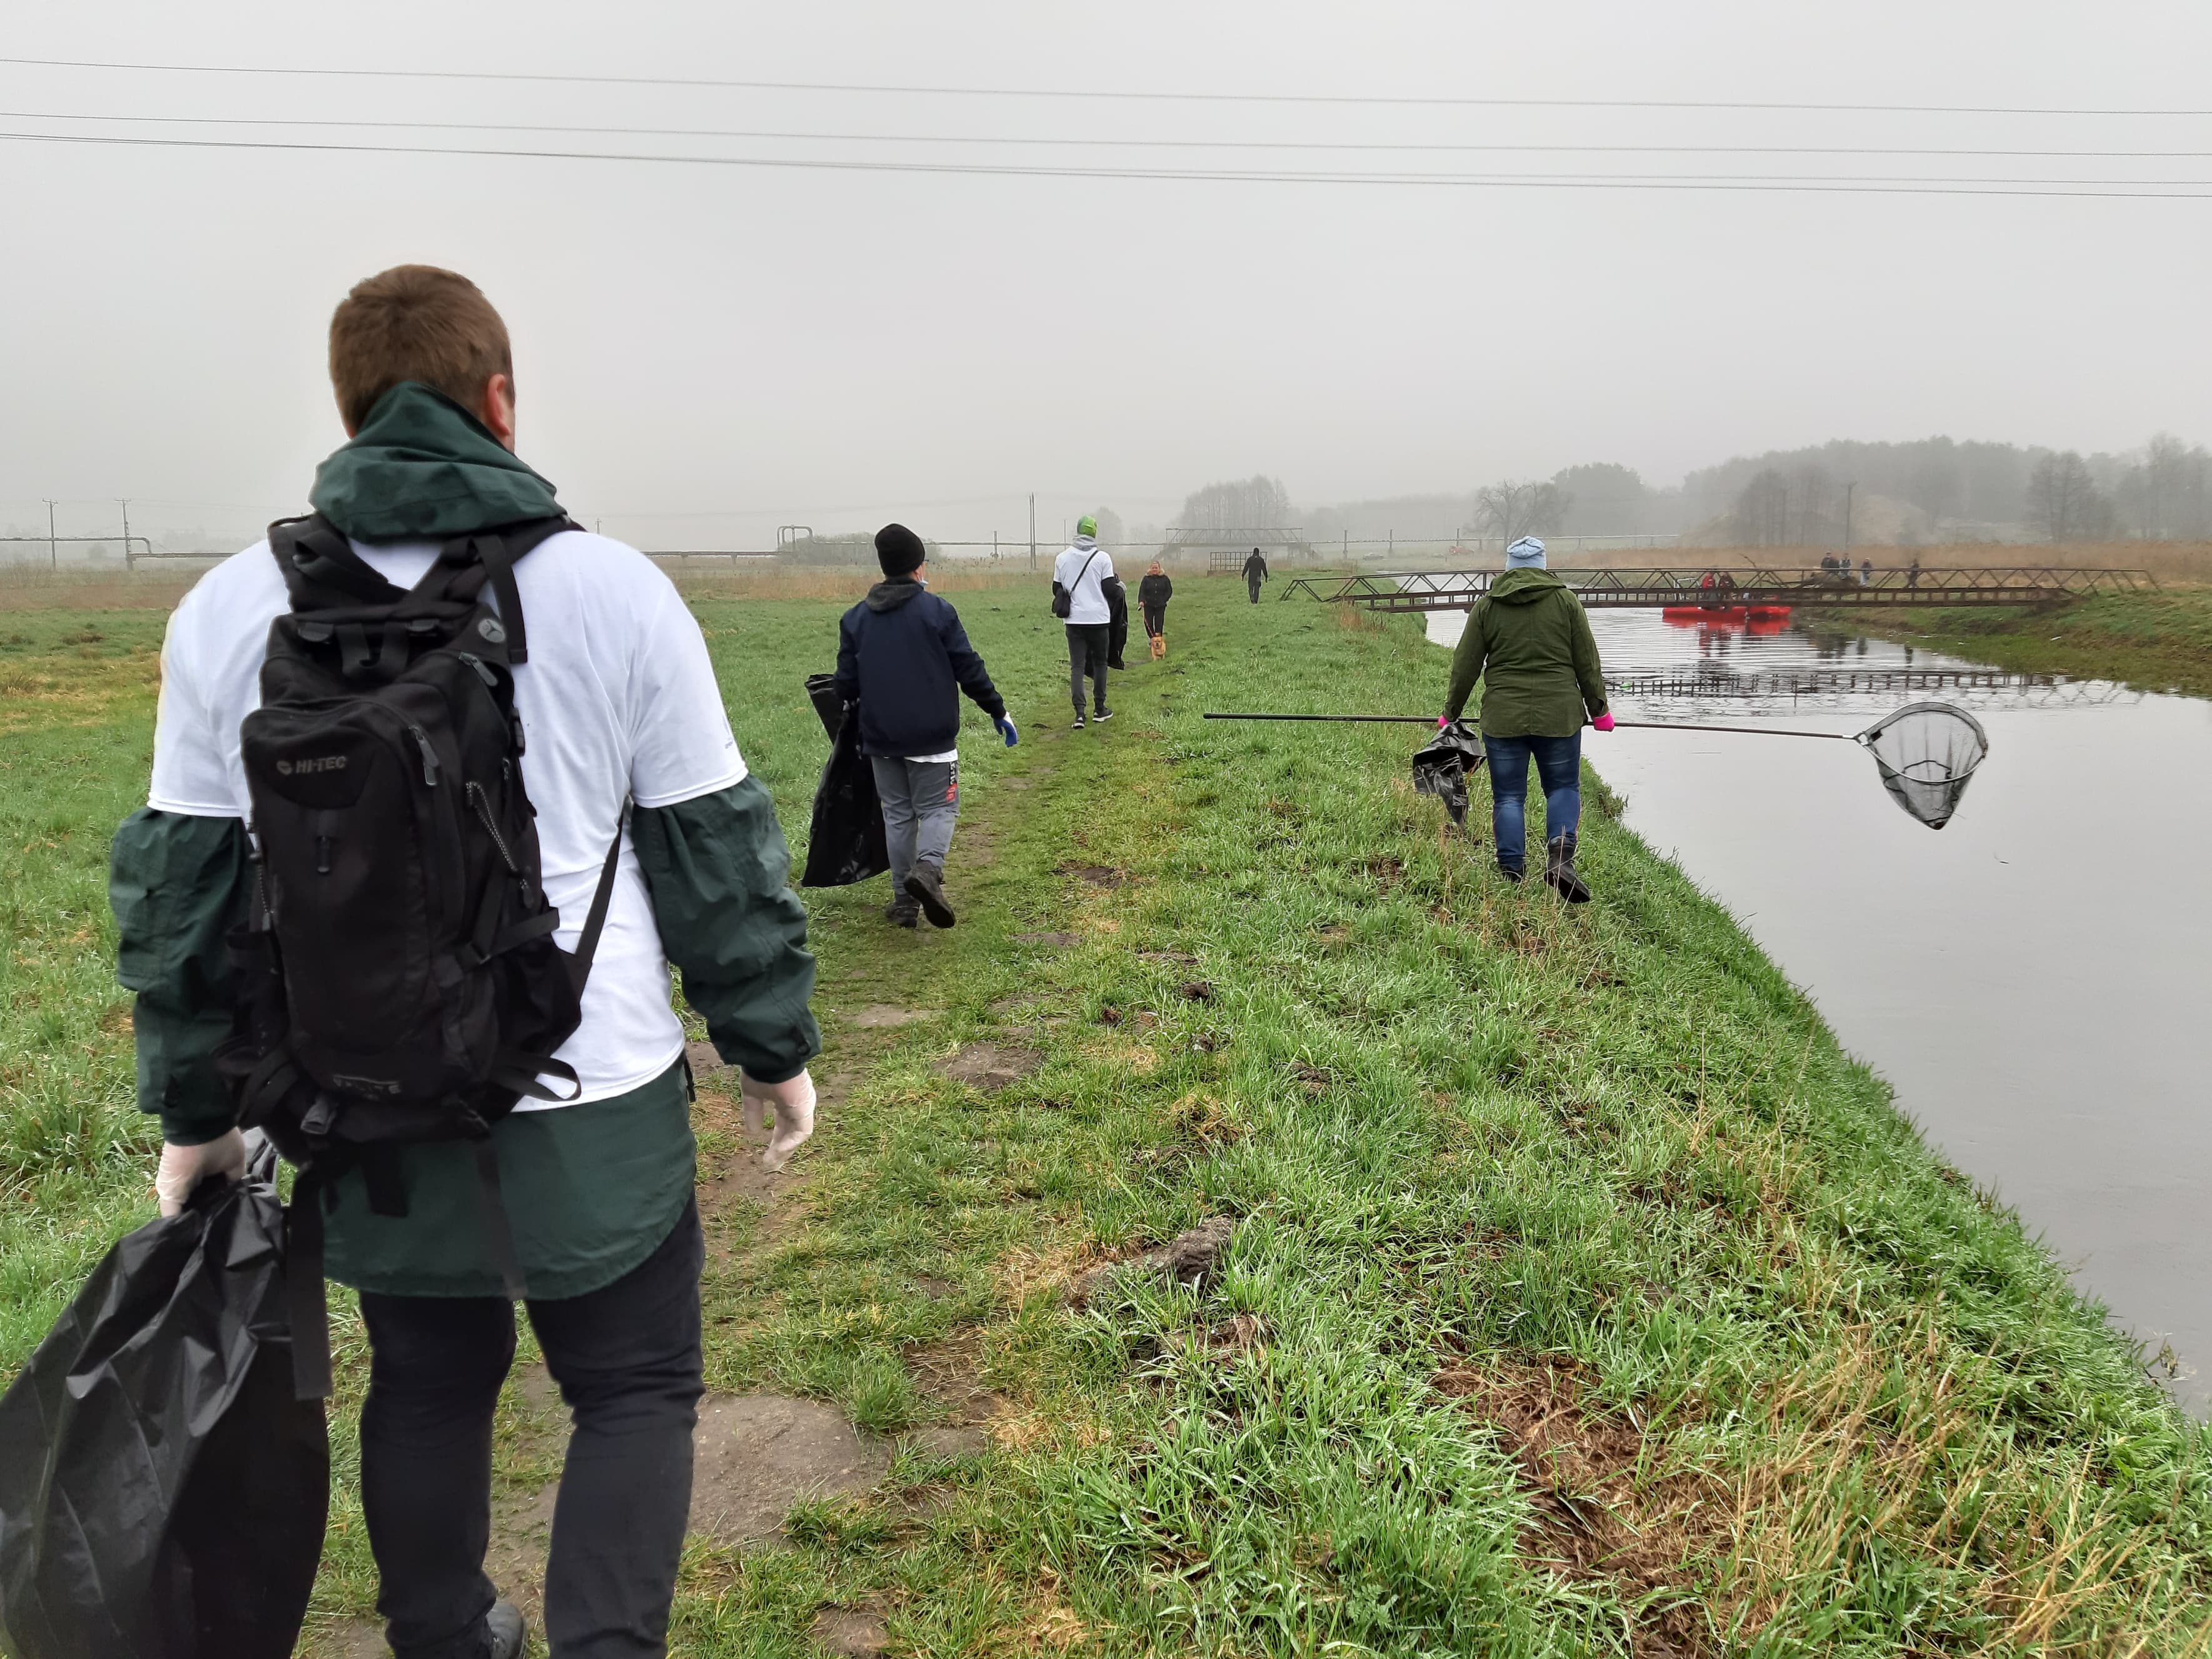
[1544,834,1592,904]
[885,896,919,928]
[1092,707,1114,723]
[904,864,957,928]
[1071,713,1086,730]
[485,1602,526,1659]
[1496,859,1525,884]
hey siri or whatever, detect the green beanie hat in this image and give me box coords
[1077,514,1098,539]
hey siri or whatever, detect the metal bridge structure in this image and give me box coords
[1605,665,2140,709]
[1158,526,1316,576]
[1280,565,2156,611]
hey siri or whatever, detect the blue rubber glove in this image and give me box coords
[995,715,1020,748]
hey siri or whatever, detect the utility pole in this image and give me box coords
[1842,482,1855,553]
[45,501,56,569]
[1028,493,1036,573]
[119,498,132,572]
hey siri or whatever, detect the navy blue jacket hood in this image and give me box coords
[832,579,1005,757]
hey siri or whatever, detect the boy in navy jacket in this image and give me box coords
[832,524,1016,928]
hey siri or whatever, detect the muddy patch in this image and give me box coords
[690,1394,892,1544]
[685,1039,725,1077]
[1058,863,1125,887]
[905,1327,1008,1429]
[940,1042,1044,1091]
[1432,1353,1717,1657]
[852,1004,934,1029]
[1067,1215,1235,1307]
[811,1606,892,1657]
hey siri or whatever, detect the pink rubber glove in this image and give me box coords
[740,1069,817,1172]
[1437,714,1450,729]
[1592,712,1616,733]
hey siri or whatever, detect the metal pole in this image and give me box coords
[46,501,56,569]
[119,498,132,572]
[1843,482,1855,552]
[1028,493,1036,572]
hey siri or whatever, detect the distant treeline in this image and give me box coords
[1170,432,2212,552]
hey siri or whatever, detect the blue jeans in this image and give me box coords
[1484,732,1582,872]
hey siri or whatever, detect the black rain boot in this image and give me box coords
[1544,834,1592,904]
[905,862,957,928]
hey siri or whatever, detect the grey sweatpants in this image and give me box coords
[870,757,959,888]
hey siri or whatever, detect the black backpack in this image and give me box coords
[219,513,624,1397]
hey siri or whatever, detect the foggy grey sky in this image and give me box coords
[5,1,2211,550]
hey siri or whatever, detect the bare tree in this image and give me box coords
[2026,452,2116,542]
[1473,479,1570,544]
[1093,506,1126,547]
[1791,464,1835,547]
[2114,434,2212,539]
[1178,476,1293,530]
[1728,469,1790,546]
[1552,462,1646,534]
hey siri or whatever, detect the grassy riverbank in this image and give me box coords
[1796,587,2212,699]
[5,575,2210,1655]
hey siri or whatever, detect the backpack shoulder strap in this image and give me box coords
[416,516,579,665]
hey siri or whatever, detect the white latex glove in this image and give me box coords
[740,1070,817,1172]
[154,1128,247,1217]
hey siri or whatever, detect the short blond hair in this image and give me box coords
[328,265,513,430]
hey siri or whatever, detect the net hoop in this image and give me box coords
[1855,700,1990,830]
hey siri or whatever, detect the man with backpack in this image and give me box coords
[832,523,1016,929]
[111,264,820,1659]
[1052,514,1120,729]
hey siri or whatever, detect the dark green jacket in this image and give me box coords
[1442,568,1609,738]
[111,780,817,1295]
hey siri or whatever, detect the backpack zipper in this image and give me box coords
[404,722,441,786]
[466,780,521,874]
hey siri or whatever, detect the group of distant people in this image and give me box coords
[1820,554,1878,585]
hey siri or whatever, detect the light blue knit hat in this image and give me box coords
[1506,536,1547,568]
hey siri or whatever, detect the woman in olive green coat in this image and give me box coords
[1439,536,1613,900]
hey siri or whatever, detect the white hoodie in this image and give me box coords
[1053,536,1115,627]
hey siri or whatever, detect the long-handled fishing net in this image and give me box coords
[1205,700,1991,830]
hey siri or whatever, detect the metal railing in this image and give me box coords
[1280,565,2158,610]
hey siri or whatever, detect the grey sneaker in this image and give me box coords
[904,863,957,929]
[485,1602,526,1659]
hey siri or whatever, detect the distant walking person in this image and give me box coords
[835,524,1016,929]
[1054,514,1119,729]
[1243,546,1268,603]
[1138,560,1173,659]
[1440,536,1612,902]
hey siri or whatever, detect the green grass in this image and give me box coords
[1804,587,2212,698]
[4,576,2210,1656]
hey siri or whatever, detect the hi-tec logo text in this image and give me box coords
[276,755,349,776]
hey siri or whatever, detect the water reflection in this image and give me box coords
[1427,605,2211,1412]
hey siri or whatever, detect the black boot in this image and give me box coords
[885,894,919,928]
[1544,834,1592,904]
[905,862,957,928]
[1496,858,1523,884]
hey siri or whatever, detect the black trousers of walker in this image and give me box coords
[1247,575,1263,603]
[1065,622,1110,714]
[357,1200,705,1659]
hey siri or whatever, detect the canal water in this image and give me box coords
[1429,605,2212,1411]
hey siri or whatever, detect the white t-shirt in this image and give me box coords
[1053,542,1115,626]
[148,529,745,1108]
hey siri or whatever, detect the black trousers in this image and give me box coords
[1065,622,1110,714]
[1247,575,1262,602]
[359,1200,705,1659]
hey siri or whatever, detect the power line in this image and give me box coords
[3,54,2209,119]
[6,127,2210,197]
[6,107,2212,161]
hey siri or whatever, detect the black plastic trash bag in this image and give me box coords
[800,672,890,889]
[0,1142,327,1659]
[1412,719,1486,827]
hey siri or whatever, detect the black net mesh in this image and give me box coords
[1856,700,1989,829]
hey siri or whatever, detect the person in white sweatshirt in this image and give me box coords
[1052,516,1120,730]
